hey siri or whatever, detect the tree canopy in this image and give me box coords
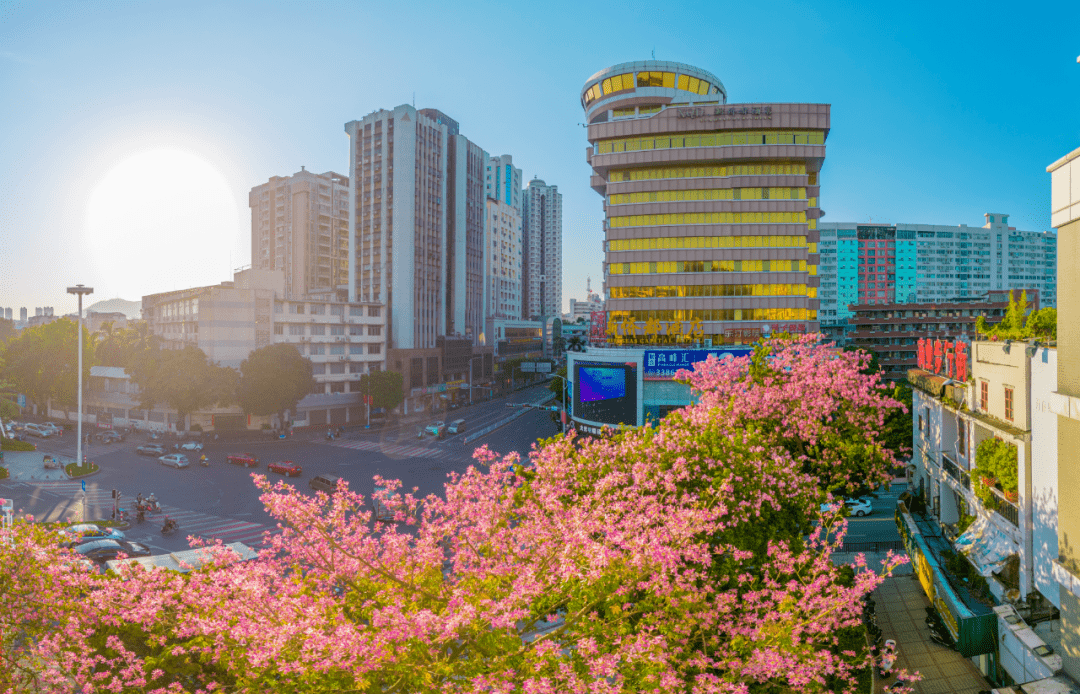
[0,335,914,693]
[976,290,1056,341]
[357,369,403,411]
[237,343,314,421]
[0,317,92,412]
[134,345,238,430]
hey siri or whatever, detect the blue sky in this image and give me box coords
[1,0,1078,315]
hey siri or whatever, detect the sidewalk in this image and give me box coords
[1,450,74,482]
[872,575,990,694]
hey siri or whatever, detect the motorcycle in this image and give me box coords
[929,629,956,650]
[161,518,179,536]
[136,509,145,525]
[200,455,209,467]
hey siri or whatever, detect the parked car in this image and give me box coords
[158,453,190,469]
[136,444,168,457]
[226,453,259,468]
[40,423,64,435]
[267,460,303,477]
[447,419,466,435]
[97,430,125,444]
[72,539,151,563]
[309,474,341,493]
[57,523,126,546]
[820,497,874,518]
[425,421,446,438]
[23,423,54,438]
[179,440,204,452]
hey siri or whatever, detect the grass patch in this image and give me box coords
[1,437,37,451]
[65,461,99,477]
[0,466,7,480]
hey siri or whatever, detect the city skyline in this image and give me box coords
[1,0,1078,314]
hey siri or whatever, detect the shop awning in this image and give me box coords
[955,514,1017,577]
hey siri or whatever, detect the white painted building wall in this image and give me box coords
[1031,346,1060,608]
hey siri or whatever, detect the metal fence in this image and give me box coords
[839,540,905,553]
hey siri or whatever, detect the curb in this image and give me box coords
[65,464,102,480]
[462,395,557,445]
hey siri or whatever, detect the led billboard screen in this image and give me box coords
[573,361,637,426]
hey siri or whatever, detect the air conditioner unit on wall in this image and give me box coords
[339,356,346,361]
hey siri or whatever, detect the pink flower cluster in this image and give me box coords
[0,336,913,693]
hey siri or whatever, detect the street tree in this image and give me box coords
[2,336,915,693]
[0,318,91,415]
[238,343,314,426]
[357,369,403,412]
[135,345,235,432]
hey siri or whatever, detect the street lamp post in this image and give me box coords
[66,285,93,491]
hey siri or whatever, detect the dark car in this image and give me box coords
[97,430,125,443]
[268,460,302,477]
[73,539,151,563]
[309,474,341,493]
[136,444,168,457]
[227,453,259,468]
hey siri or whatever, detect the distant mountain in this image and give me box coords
[85,298,142,320]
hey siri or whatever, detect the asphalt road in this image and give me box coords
[840,483,907,546]
[2,384,560,556]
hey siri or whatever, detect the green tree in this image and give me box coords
[0,318,92,414]
[238,344,314,425]
[92,321,125,367]
[0,318,16,345]
[136,345,235,431]
[357,370,404,411]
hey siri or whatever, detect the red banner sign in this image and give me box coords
[917,338,968,382]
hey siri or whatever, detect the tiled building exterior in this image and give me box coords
[582,60,824,345]
[485,197,522,320]
[248,169,350,299]
[446,128,488,343]
[819,215,1057,337]
[486,154,521,213]
[522,178,562,320]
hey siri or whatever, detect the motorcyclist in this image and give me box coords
[162,517,176,533]
[200,453,208,465]
[136,508,145,524]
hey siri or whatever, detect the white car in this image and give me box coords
[23,423,53,438]
[178,440,204,452]
[424,421,446,437]
[158,453,190,469]
[820,497,874,517]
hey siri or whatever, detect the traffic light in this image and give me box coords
[112,489,118,499]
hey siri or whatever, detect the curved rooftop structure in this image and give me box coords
[580,60,727,124]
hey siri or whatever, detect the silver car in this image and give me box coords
[158,453,190,469]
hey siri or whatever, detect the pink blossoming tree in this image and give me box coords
[0,335,914,693]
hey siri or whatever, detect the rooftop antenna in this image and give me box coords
[651,48,655,59]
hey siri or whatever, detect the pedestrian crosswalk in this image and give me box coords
[325,438,447,459]
[24,481,275,547]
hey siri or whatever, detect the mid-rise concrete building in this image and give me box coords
[19,307,26,322]
[249,168,350,298]
[521,178,562,321]
[583,60,824,346]
[818,215,1057,335]
[848,290,1027,380]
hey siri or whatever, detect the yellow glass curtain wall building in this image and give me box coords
[596,130,825,155]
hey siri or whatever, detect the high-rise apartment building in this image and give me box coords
[485,197,522,320]
[344,105,492,351]
[521,178,562,320]
[19,307,26,322]
[818,214,1057,334]
[582,60,824,346]
[486,154,521,213]
[249,168,350,299]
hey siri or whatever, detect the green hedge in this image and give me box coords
[65,461,99,477]
[1,437,37,451]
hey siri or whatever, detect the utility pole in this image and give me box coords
[67,284,93,474]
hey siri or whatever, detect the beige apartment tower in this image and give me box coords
[249,168,349,299]
[582,60,825,345]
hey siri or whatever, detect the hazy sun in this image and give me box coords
[85,149,240,300]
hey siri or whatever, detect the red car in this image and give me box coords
[267,460,302,477]
[226,453,259,468]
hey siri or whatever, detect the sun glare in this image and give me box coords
[85,149,240,299]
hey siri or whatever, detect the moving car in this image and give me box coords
[40,423,64,435]
[158,453,190,469]
[97,430,125,444]
[136,444,168,457]
[309,474,341,493]
[226,453,259,468]
[57,523,126,545]
[73,539,151,563]
[179,440,204,452]
[447,419,466,435]
[267,460,303,477]
[820,497,874,517]
[424,421,446,438]
[23,423,54,438]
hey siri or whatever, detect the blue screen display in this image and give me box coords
[578,367,626,402]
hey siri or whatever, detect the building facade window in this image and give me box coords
[958,419,966,457]
[288,324,305,336]
[367,306,381,317]
[1005,387,1014,422]
[980,381,989,411]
